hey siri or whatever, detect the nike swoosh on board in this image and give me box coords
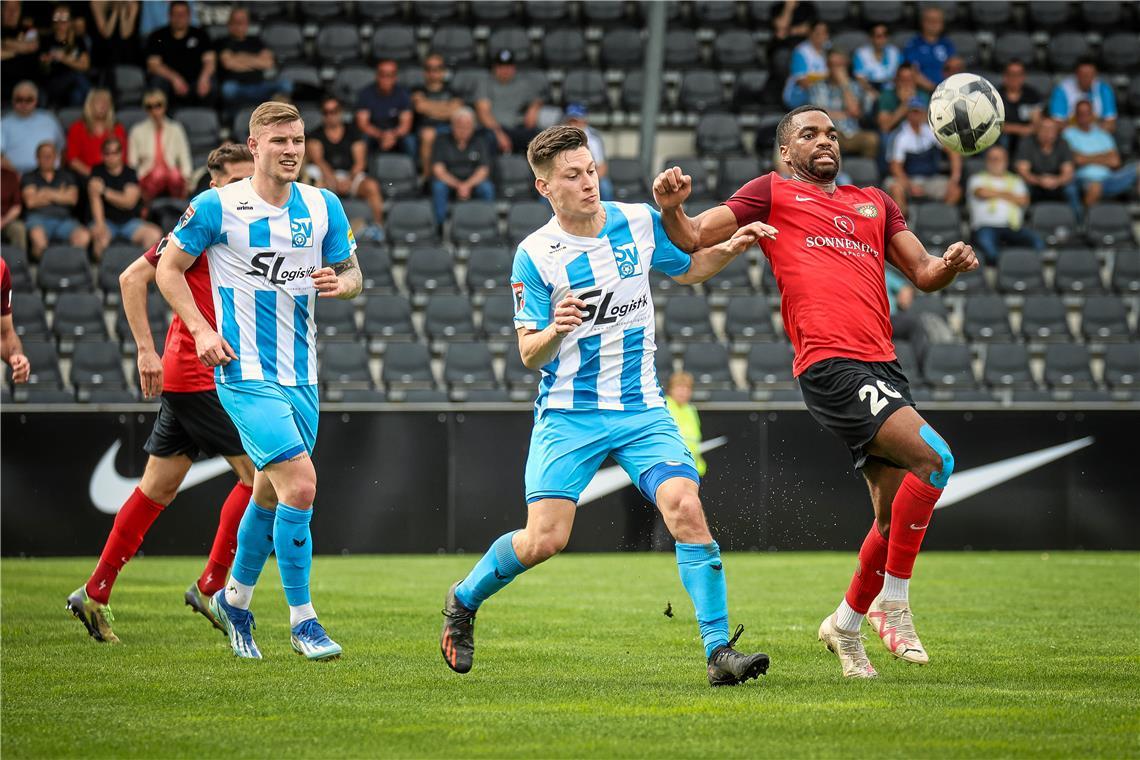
[578,437,728,506]
[936,437,1095,509]
[89,440,233,514]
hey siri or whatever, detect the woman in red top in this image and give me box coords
[65,87,127,179]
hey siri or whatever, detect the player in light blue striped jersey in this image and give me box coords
[157,102,362,661]
[440,126,773,686]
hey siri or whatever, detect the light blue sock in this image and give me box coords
[454,531,527,610]
[230,501,275,587]
[676,541,730,658]
[273,504,313,607]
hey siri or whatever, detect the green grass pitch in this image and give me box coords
[3,552,1138,758]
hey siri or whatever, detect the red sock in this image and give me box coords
[197,482,253,595]
[86,488,165,604]
[885,473,942,580]
[844,523,889,614]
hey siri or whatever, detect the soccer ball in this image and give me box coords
[927,73,1005,156]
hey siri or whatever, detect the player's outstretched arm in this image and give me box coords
[119,254,163,398]
[1,312,29,384]
[887,230,979,293]
[653,168,740,252]
[673,223,773,285]
[313,253,363,300]
[156,240,236,367]
[517,295,586,370]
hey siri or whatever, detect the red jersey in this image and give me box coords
[143,235,216,392]
[1,257,11,316]
[726,172,909,376]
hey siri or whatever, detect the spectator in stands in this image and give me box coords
[88,137,161,259]
[38,4,92,107]
[356,58,415,158]
[998,60,1042,155]
[307,95,386,240]
[128,88,191,201]
[876,63,918,136]
[89,0,140,70]
[412,52,463,180]
[65,87,128,179]
[1,0,41,100]
[144,0,214,108]
[216,6,291,108]
[430,107,494,226]
[903,6,954,93]
[1049,58,1117,132]
[853,23,901,95]
[809,50,880,159]
[782,20,829,109]
[1,160,26,251]
[475,48,543,154]
[1,81,64,174]
[21,141,90,259]
[664,372,707,479]
[966,145,1042,264]
[887,96,962,215]
[1063,100,1138,207]
[1014,117,1080,216]
[941,55,965,79]
[563,103,612,201]
[770,0,816,47]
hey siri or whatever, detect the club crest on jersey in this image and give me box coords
[612,242,642,279]
[854,203,878,218]
[833,215,856,235]
[512,281,525,313]
[291,217,313,248]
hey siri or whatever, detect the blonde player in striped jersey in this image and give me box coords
[440,126,772,686]
[157,102,361,661]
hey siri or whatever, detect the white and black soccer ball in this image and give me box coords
[927,73,1005,156]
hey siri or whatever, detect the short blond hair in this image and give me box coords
[667,371,695,392]
[248,101,303,138]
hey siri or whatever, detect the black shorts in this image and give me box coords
[796,357,916,470]
[143,390,246,460]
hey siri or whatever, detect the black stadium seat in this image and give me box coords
[681,343,734,390]
[355,245,397,294]
[724,295,776,345]
[1044,343,1094,390]
[370,25,417,64]
[542,29,586,68]
[1104,344,1140,390]
[507,203,552,246]
[679,70,726,113]
[1028,202,1077,247]
[1086,204,1134,247]
[424,294,477,342]
[996,248,1046,294]
[488,27,533,67]
[609,159,650,202]
[696,113,744,158]
[922,343,975,390]
[38,246,93,294]
[70,341,128,398]
[465,246,513,294]
[263,22,304,65]
[963,294,1013,341]
[315,298,358,341]
[664,29,701,69]
[983,342,1035,389]
[316,24,362,67]
[1081,295,1132,342]
[1113,249,1140,294]
[382,342,435,389]
[444,341,498,395]
[364,294,417,346]
[495,155,537,201]
[386,200,440,246]
[1054,248,1104,295]
[10,292,49,339]
[746,342,795,388]
[372,154,419,200]
[1046,33,1090,73]
[320,342,373,388]
[481,294,517,343]
[1019,294,1071,342]
[663,296,715,343]
[449,201,501,247]
[12,340,62,388]
[562,69,609,112]
[713,29,760,68]
[600,27,645,70]
[53,293,107,344]
[431,26,476,67]
[405,248,460,300]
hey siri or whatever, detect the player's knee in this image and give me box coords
[528,531,568,562]
[918,424,955,488]
[279,478,317,508]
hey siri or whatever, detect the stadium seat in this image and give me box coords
[664,29,701,70]
[947,32,979,68]
[246,0,287,23]
[562,69,609,112]
[297,1,342,22]
[53,293,108,344]
[431,25,476,67]
[608,158,650,202]
[465,246,513,294]
[831,30,869,56]
[600,27,645,69]
[912,204,962,249]
[843,156,879,188]
[1081,1,1125,29]
[487,27,533,67]
[405,248,460,300]
[705,255,754,299]
[862,1,904,26]
[507,203,552,247]
[319,342,373,388]
[424,294,477,342]
[1047,33,1090,74]
[1028,202,1077,247]
[97,245,139,303]
[10,293,49,340]
[331,66,374,108]
[1019,294,1071,342]
[315,298,359,341]
[996,249,1047,294]
[412,0,459,24]
[494,155,536,202]
[381,342,435,389]
[717,156,764,198]
[694,0,737,26]
[581,0,629,23]
[112,65,145,106]
[13,340,62,388]
[733,69,771,112]
[449,201,501,247]
[963,294,1013,341]
[746,342,795,388]
[619,70,655,114]
[370,25,417,64]
[342,198,374,226]
[262,22,304,65]
[1085,204,1134,247]
[386,200,440,246]
[1112,249,1140,294]
[326,388,387,403]
[1081,295,1132,342]
[1101,33,1140,74]
[663,296,715,343]
[1043,343,1094,389]
[813,1,851,26]
[503,349,539,400]
[38,246,92,294]
[1026,1,1071,30]
[983,342,1035,389]
[1115,119,1136,161]
[695,113,743,158]
[1054,248,1104,294]
[363,294,417,345]
[723,295,775,345]
[1103,344,1140,390]
[713,29,759,68]
[542,29,587,68]
[355,245,397,294]
[662,157,713,200]
[70,341,127,397]
[525,0,569,25]
[3,248,32,291]
[84,388,138,403]
[893,341,922,384]
[444,341,497,395]
[991,33,1035,70]
[922,343,975,390]
[681,343,734,389]
[480,294,517,342]
[175,107,220,156]
[678,70,725,113]
[368,153,418,201]
[316,24,362,66]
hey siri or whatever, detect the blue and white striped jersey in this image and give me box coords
[171,177,355,386]
[511,201,692,414]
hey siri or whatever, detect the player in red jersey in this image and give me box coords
[654,105,978,678]
[1,257,31,384]
[67,144,258,644]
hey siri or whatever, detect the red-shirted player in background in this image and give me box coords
[1,257,31,384]
[67,144,258,644]
[654,105,978,678]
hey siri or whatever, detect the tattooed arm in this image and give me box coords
[312,253,363,300]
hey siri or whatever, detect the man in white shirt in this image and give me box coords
[966,145,1042,264]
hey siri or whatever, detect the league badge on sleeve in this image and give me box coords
[512,281,525,313]
[173,205,195,233]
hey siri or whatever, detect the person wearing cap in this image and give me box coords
[885,95,961,215]
[474,48,544,154]
[563,103,612,201]
[355,58,415,157]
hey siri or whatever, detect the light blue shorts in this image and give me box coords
[525,406,699,505]
[215,380,319,470]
